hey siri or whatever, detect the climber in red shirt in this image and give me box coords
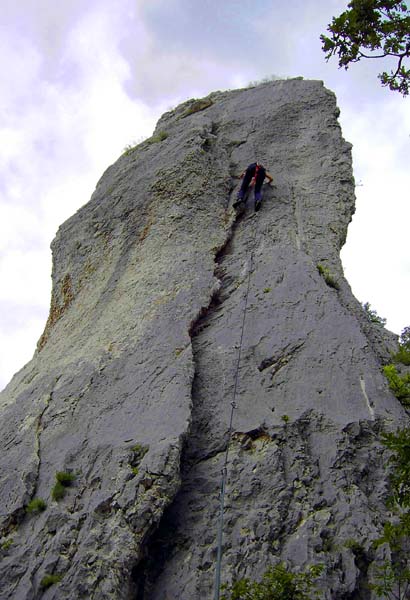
[234,162,273,212]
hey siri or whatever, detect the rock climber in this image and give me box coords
[234,162,273,212]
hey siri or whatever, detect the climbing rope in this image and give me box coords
[213,199,261,600]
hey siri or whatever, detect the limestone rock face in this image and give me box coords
[0,80,405,599]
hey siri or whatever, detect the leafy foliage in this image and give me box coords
[371,428,410,598]
[371,560,410,599]
[321,0,410,95]
[381,427,410,507]
[362,301,387,326]
[221,563,323,600]
[393,326,410,365]
[383,365,410,404]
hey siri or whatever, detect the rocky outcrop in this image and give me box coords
[0,80,405,599]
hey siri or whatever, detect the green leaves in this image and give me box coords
[381,427,410,507]
[362,302,387,326]
[383,365,410,404]
[221,563,323,600]
[321,0,410,95]
[393,327,410,365]
[371,428,410,597]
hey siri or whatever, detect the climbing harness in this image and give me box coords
[213,208,261,600]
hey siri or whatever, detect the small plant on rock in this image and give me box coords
[317,264,339,290]
[148,130,169,144]
[51,471,76,501]
[40,574,62,589]
[26,498,47,514]
[55,471,76,485]
[362,302,387,326]
[129,443,149,477]
[1,538,13,551]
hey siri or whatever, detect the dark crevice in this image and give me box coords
[129,128,261,599]
[258,341,305,374]
[130,196,254,600]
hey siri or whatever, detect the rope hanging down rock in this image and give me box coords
[213,204,261,600]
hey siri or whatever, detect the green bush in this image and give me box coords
[221,563,323,600]
[383,365,410,404]
[381,427,410,508]
[51,471,76,501]
[55,471,76,486]
[371,428,410,598]
[51,481,66,501]
[26,498,47,514]
[317,264,339,290]
[362,302,387,326]
[40,574,62,589]
[393,326,410,366]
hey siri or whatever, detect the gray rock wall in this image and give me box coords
[0,80,405,599]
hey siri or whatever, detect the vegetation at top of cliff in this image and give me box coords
[321,0,410,95]
[370,427,410,598]
[182,98,214,117]
[122,131,169,156]
[362,301,387,326]
[221,563,323,600]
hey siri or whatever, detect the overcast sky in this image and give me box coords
[1,0,409,390]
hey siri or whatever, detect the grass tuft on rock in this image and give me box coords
[51,471,76,501]
[26,498,47,514]
[40,574,62,589]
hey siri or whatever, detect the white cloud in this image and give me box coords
[1,0,409,390]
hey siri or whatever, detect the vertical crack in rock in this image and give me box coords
[31,392,52,499]
[129,198,251,599]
